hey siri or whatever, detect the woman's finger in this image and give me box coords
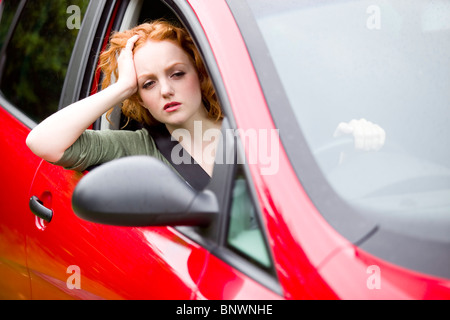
[125,35,140,51]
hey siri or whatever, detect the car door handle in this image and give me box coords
[29,196,53,222]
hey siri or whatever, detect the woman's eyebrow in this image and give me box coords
[137,61,187,82]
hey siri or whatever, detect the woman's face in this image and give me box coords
[134,39,205,128]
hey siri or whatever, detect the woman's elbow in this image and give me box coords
[25,130,39,155]
[26,131,63,163]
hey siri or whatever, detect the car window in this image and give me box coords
[226,165,272,270]
[0,0,89,124]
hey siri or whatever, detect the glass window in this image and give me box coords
[244,0,450,244]
[0,0,89,123]
[226,166,271,269]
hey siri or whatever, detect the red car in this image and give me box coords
[1,0,449,300]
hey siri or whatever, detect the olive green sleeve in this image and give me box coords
[51,128,169,172]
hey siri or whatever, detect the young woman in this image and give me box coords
[26,20,223,190]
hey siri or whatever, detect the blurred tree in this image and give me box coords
[0,0,89,123]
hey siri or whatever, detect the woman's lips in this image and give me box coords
[164,102,181,112]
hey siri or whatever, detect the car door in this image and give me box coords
[80,0,285,299]
[2,0,283,300]
[16,0,208,299]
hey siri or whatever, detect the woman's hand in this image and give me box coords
[334,118,386,151]
[26,36,142,163]
[116,35,140,95]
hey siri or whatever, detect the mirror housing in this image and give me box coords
[72,156,218,227]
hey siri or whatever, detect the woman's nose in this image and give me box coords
[160,80,174,98]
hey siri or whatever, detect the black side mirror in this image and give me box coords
[72,156,219,227]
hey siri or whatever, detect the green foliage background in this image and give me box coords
[0,0,89,123]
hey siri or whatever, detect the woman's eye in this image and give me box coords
[143,80,155,89]
[171,71,185,79]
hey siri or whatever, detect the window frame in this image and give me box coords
[60,0,127,121]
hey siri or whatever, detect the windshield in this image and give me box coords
[243,0,450,243]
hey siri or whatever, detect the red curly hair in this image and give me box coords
[98,19,222,127]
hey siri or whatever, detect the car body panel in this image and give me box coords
[0,106,37,299]
[26,153,209,299]
[196,252,281,300]
[318,244,450,299]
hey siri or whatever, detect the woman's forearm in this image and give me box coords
[26,82,135,162]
